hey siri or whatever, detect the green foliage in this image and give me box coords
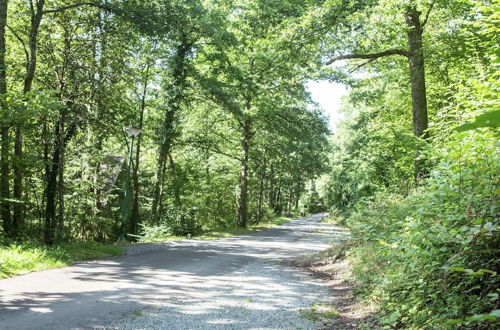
[322,1,500,328]
[343,130,499,329]
[136,215,293,242]
[455,110,500,131]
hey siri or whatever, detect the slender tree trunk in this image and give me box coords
[0,0,11,235]
[56,118,65,241]
[268,164,274,210]
[257,159,266,223]
[131,61,150,234]
[44,123,61,245]
[236,119,252,228]
[405,5,429,179]
[275,181,282,214]
[13,0,45,233]
[294,182,300,209]
[151,111,174,221]
[168,154,181,207]
[44,119,76,245]
[151,38,191,222]
[12,126,23,232]
[287,190,293,215]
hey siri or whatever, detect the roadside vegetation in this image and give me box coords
[0,214,295,278]
[321,1,499,328]
[132,214,294,242]
[0,241,123,278]
[0,0,328,248]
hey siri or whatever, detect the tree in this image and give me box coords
[0,0,9,235]
[195,0,330,226]
[324,0,439,178]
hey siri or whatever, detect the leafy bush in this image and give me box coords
[137,207,202,242]
[346,131,499,329]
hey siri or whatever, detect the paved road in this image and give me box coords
[0,214,346,329]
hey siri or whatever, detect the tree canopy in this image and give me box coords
[0,0,498,327]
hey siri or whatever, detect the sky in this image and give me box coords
[306,80,349,132]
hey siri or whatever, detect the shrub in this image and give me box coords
[345,131,499,329]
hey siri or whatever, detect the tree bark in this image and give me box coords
[151,38,191,222]
[56,116,65,241]
[168,154,181,207]
[326,4,430,180]
[44,119,76,245]
[0,0,11,235]
[405,5,429,179]
[44,124,61,245]
[13,0,46,233]
[256,159,266,223]
[268,164,275,210]
[236,119,252,228]
[130,61,150,234]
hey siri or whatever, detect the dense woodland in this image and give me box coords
[0,0,498,328]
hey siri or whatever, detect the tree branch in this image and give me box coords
[421,0,437,28]
[6,25,29,64]
[325,49,408,65]
[348,58,377,73]
[42,2,112,15]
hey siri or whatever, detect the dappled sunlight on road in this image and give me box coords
[0,214,349,329]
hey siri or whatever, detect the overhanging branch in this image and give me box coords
[42,2,113,14]
[421,0,436,28]
[6,25,29,64]
[325,49,408,65]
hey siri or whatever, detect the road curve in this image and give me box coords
[0,214,346,329]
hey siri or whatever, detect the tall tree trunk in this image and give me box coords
[130,61,150,234]
[268,164,274,210]
[13,0,45,233]
[256,159,266,224]
[151,38,191,222]
[0,0,11,235]
[44,124,61,245]
[236,119,252,228]
[294,182,301,209]
[275,181,282,214]
[44,119,76,245]
[405,5,429,179]
[151,110,174,222]
[56,118,65,241]
[326,3,432,181]
[168,154,181,207]
[12,126,23,233]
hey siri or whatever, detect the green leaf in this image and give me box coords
[455,110,500,132]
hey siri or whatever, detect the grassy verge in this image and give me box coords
[0,242,123,279]
[197,216,292,240]
[134,216,295,243]
[0,216,295,279]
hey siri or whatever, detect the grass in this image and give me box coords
[0,241,123,279]
[0,215,295,279]
[301,302,340,321]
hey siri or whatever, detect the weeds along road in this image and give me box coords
[0,214,348,330]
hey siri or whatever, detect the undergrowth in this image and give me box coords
[135,215,294,242]
[341,133,499,329]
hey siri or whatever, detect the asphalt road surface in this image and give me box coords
[0,214,347,329]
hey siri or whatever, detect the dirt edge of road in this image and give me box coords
[290,242,375,329]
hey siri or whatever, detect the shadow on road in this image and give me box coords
[0,214,349,329]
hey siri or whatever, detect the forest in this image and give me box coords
[0,0,498,328]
